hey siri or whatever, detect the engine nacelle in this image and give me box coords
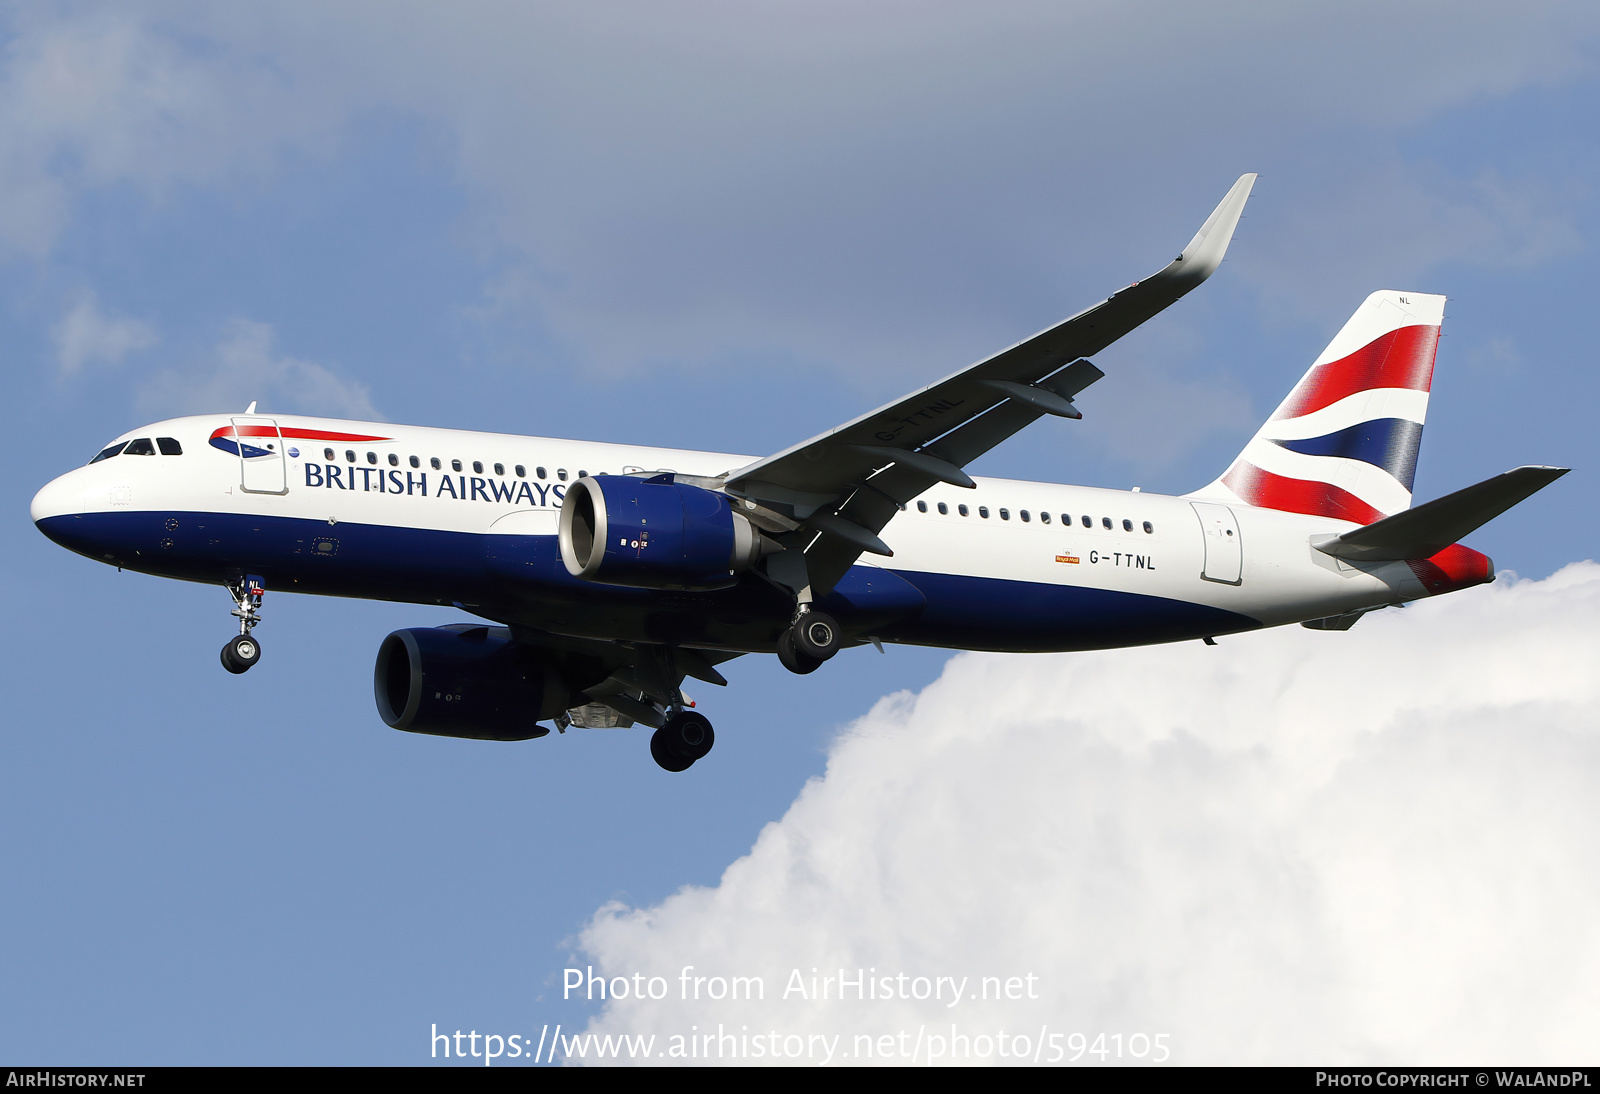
[559,474,769,590]
[374,625,569,741]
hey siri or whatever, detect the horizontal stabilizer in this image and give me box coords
[1312,465,1568,562]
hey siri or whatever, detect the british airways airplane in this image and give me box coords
[30,175,1567,771]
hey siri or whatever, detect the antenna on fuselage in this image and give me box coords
[244,401,257,414]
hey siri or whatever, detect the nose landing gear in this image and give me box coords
[220,575,265,674]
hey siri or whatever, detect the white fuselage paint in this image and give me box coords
[31,413,1440,641]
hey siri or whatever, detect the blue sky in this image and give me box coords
[2,2,1597,1064]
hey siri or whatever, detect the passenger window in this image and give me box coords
[451,459,462,472]
[367,452,377,464]
[958,504,969,517]
[999,508,1010,520]
[324,448,336,461]
[388,453,399,466]
[346,450,356,463]
[410,456,420,469]
[1123,519,1133,532]
[579,470,588,478]
[557,469,569,481]
[979,506,989,518]
[89,442,127,464]
[1102,517,1112,530]
[916,501,928,513]
[937,502,948,515]
[515,465,526,478]
[124,438,155,455]
[537,467,547,479]
[472,461,483,474]
[430,458,441,470]
[494,463,505,476]
[1081,515,1091,528]
[1021,510,1031,522]
[1040,512,1050,524]
[157,437,183,455]
[1143,521,1154,534]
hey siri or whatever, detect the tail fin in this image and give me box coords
[1192,290,1445,524]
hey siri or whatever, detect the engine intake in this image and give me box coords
[559,474,770,590]
[374,625,569,740]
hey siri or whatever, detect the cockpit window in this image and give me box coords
[123,438,156,456]
[89,442,127,464]
[157,437,183,455]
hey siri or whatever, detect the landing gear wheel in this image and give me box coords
[221,634,261,674]
[661,710,715,761]
[650,727,695,772]
[791,611,841,662]
[777,631,822,675]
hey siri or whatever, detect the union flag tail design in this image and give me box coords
[1192,290,1445,525]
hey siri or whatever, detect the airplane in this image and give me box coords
[30,174,1568,772]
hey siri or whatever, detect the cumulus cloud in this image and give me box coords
[52,290,157,375]
[139,319,379,420]
[576,563,1600,1065]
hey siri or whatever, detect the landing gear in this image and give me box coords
[221,575,265,674]
[221,633,261,674]
[776,631,821,674]
[777,610,840,675]
[650,710,715,772]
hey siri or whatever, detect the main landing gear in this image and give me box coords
[220,575,265,674]
[650,710,715,772]
[776,609,841,675]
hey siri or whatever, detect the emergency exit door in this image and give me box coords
[1191,501,1242,584]
[231,416,288,495]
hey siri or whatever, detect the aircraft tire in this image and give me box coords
[650,727,695,772]
[776,631,822,675]
[791,612,840,661]
[660,710,714,761]
[221,634,261,674]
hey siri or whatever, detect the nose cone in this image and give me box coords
[32,470,98,556]
[32,470,85,525]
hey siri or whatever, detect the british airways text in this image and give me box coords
[303,464,567,506]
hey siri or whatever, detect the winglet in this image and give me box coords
[1162,173,1256,289]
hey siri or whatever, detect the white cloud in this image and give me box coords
[575,563,1600,1064]
[52,290,157,375]
[139,318,379,420]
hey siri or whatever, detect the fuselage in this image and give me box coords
[31,413,1473,655]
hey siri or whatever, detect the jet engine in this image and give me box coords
[558,474,771,590]
[374,625,571,740]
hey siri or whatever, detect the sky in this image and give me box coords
[1,1,1596,1066]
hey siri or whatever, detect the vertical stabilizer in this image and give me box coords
[1190,290,1445,524]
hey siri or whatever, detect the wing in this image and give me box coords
[723,173,1257,598]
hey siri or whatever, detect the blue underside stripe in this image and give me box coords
[37,510,1262,653]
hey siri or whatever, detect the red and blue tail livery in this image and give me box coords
[1199,291,1444,526]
